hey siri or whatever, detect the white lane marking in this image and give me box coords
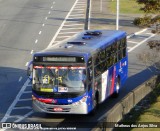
[61,28,83,30]
[72,11,84,13]
[77,2,86,4]
[145,33,153,35]
[128,34,155,52]
[59,32,79,34]
[127,41,139,44]
[42,23,45,26]
[134,28,148,35]
[51,6,53,9]
[35,39,38,43]
[53,2,55,4]
[76,4,85,5]
[67,17,84,19]
[75,5,85,7]
[48,11,51,14]
[45,17,48,20]
[74,9,84,11]
[47,0,79,48]
[70,14,84,16]
[65,21,82,23]
[57,36,71,38]
[54,41,61,43]
[18,98,32,101]
[1,79,30,122]
[39,31,42,35]
[23,91,32,93]
[13,106,32,110]
[25,62,29,67]
[14,111,33,122]
[127,28,148,39]
[30,50,34,54]
[63,24,83,26]
[18,77,22,82]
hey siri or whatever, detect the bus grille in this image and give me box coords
[47,103,71,105]
[46,108,71,112]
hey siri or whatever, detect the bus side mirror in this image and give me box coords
[27,61,33,81]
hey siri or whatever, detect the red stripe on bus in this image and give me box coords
[111,66,116,94]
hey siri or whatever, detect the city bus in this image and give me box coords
[27,30,128,114]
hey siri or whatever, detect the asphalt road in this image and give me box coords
[0,0,158,131]
[0,0,75,122]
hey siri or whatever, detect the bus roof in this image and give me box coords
[34,30,126,58]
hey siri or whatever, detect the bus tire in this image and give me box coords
[89,93,99,116]
[112,78,120,98]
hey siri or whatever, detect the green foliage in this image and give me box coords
[151,15,160,24]
[133,16,152,27]
[137,0,160,14]
[133,14,160,27]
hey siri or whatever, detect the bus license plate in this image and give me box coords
[53,107,63,112]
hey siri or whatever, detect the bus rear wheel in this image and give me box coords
[112,78,120,98]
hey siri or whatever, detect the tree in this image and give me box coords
[134,0,160,27]
[137,40,160,75]
[137,0,160,14]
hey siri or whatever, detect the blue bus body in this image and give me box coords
[29,30,128,114]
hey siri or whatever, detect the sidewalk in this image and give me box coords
[90,0,143,35]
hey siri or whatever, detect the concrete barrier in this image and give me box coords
[106,103,123,123]
[133,84,146,105]
[121,92,134,115]
[93,76,158,131]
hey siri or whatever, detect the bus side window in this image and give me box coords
[94,66,101,77]
[112,42,117,53]
[99,50,106,61]
[117,40,122,60]
[106,46,111,57]
[122,38,127,57]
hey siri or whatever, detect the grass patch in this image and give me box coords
[109,0,144,14]
[115,82,160,131]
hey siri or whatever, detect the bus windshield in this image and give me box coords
[33,66,86,93]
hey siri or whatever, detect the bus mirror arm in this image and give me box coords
[27,67,31,76]
[27,61,33,81]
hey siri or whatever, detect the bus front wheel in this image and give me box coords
[89,94,99,116]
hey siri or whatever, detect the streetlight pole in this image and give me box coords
[116,0,119,30]
[85,0,90,30]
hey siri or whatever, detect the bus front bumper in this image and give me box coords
[33,100,88,114]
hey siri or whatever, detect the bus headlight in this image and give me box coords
[72,96,87,106]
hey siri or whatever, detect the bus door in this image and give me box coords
[87,58,95,111]
[106,66,116,97]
